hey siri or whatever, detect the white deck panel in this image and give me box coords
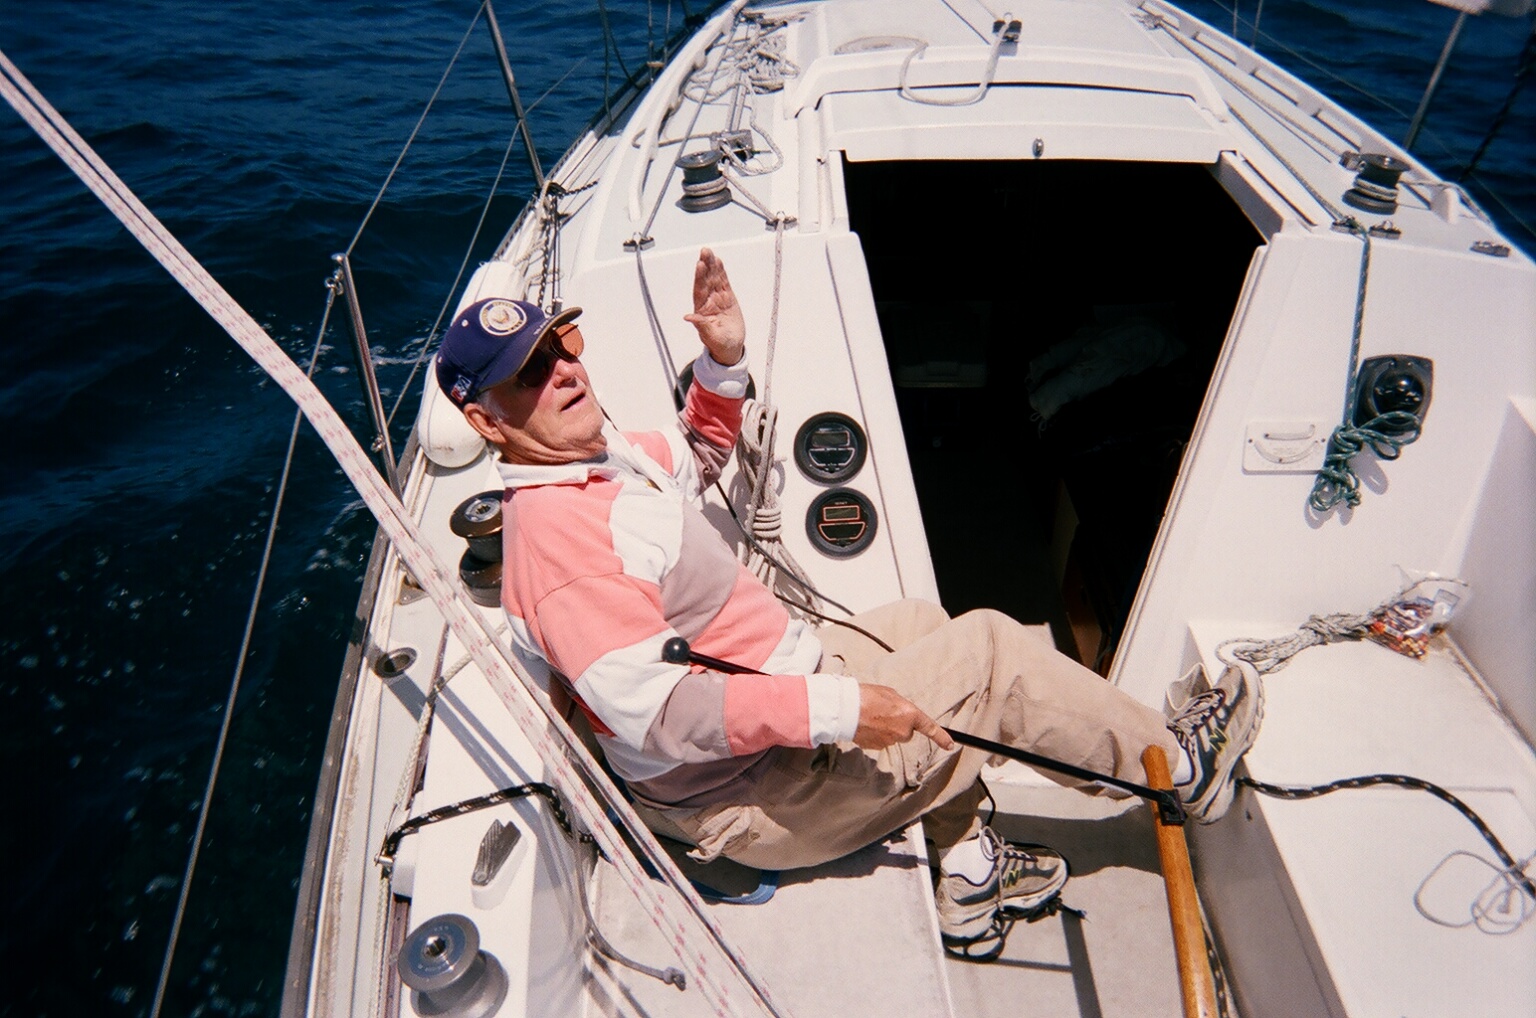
[825,86,1224,163]
[379,455,593,1018]
[588,823,957,1018]
[1188,621,1536,1018]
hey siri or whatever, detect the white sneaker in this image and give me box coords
[1168,660,1265,823]
[935,827,1068,945]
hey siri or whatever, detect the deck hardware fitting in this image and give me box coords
[450,490,505,562]
[1341,152,1408,215]
[1471,240,1510,257]
[715,128,754,161]
[677,149,733,211]
[1368,221,1401,239]
[622,234,655,251]
[457,550,503,608]
[331,253,402,494]
[1032,137,1044,158]
[471,819,522,888]
[398,571,428,606]
[373,648,417,680]
[397,913,510,1018]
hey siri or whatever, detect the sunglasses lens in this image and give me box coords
[514,324,583,389]
[515,348,555,388]
[554,323,584,358]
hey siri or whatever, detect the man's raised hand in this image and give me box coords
[683,247,746,367]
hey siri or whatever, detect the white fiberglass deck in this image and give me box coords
[1189,622,1536,1018]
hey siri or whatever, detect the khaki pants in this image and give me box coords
[640,600,1179,870]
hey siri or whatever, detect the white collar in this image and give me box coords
[494,422,674,492]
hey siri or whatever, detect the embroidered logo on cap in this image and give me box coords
[479,299,526,337]
[450,374,474,403]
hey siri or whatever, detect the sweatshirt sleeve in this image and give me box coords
[676,351,748,488]
[531,571,859,762]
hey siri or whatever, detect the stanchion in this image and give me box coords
[1142,746,1218,1018]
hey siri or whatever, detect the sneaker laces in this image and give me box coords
[986,830,1054,897]
[1170,688,1227,754]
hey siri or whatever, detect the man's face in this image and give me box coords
[463,324,607,464]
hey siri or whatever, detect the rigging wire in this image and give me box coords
[384,127,520,428]
[379,34,592,429]
[1459,22,1536,180]
[147,287,336,1018]
[344,1,486,257]
[0,46,788,1018]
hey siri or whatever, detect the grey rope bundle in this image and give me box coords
[1217,609,1375,675]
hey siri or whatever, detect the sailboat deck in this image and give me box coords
[587,787,1204,1018]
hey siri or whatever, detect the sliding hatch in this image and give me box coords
[844,157,1262,671]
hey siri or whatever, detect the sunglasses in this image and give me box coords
[513,323,585,389]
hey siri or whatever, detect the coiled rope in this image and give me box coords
[733,216,822,612]
[0,47,786,1018]
[1216,608,1373,674]
[1304,223,1425,514]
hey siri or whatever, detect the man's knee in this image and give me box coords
[950,608,1056,654]
[902,597,950,636]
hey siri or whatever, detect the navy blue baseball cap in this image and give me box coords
[435,297,583,408]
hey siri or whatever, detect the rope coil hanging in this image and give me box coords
[734,215,822,615]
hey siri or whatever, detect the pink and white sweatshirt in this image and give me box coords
[495,351,862,807]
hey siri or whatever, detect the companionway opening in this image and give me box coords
[844,158,1262,673]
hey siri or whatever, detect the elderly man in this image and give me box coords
[437,248,1260,949]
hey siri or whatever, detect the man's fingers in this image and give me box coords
[693,247,725,307]
[916,713,955,750]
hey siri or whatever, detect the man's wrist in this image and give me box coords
[692,347,750,399]
[806,673,863,745]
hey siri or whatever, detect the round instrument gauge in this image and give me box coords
[806,488,878,557]
[793,412,868,483]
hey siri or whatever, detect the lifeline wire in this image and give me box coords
[345,1,486,256]
[384,127,522,428]
[146,281,335,1018]
[0,49,787,1018]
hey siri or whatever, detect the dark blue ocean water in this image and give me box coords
[0,2,1530,1015]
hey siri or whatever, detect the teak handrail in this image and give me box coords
[1143,746,1219,1018]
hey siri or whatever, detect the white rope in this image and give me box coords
[898,12,1014,107]
[733,218,820,614]
[0,49,786,1018]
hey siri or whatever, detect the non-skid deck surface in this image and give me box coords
[943,797,1205,1018]
[584,791,1215,1018]
[586,823,955,1018]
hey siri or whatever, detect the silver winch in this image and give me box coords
[450,490,504,608]
[397,913,509,1018]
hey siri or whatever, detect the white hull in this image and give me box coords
[287,3,1536,1016]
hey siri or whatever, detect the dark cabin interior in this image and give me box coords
[844,157,1263,672]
